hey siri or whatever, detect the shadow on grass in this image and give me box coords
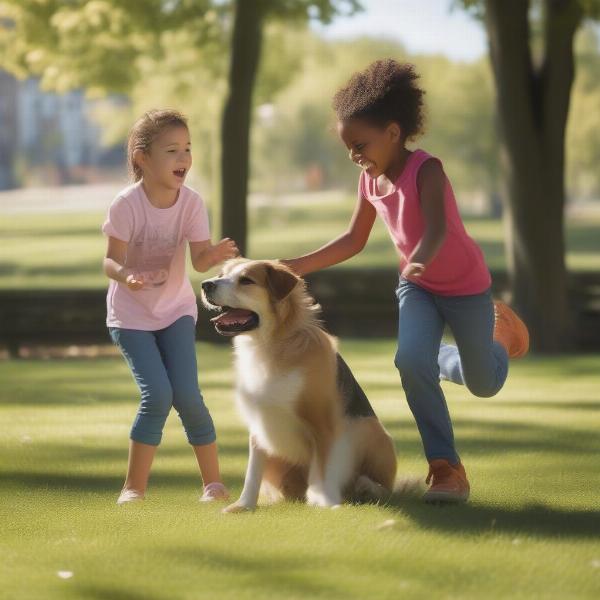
[0,470,243,493]
[388,496,600,540]
[0,259,103,278]
[73,585,165,600]
[0,434,251,493]
[0,382,234,406]
[468,400,600,412]
[0,261,18,275]
[8,435,248,461]
[162,547,339,598]
[383,418,600,457]
[566,220,600,254]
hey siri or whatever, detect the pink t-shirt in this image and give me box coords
[102,182,210,330]
[360,149,491,296]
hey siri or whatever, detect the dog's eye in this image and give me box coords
[239,276,255,285]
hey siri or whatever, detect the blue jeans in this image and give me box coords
[395,278,509,464]
[109,316,216,447]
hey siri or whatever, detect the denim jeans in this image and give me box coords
[395,278,508,463]
[109,315,216,446]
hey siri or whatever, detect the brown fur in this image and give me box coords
[203,260,398,509]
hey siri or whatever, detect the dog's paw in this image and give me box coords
[222,501,254,514]
[306,486,342,508]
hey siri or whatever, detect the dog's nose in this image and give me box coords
[202,281,216,294]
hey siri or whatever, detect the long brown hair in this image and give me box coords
[126,109,188,181]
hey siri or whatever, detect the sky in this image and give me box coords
[311,0,487,62]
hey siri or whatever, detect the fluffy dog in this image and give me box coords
[201,259,398,512]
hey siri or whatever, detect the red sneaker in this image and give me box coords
[423,459,470,503]
[494,301,530,358]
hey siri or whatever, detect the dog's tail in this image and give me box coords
[390,475,426,499]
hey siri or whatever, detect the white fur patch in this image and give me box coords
[234,343,311,465]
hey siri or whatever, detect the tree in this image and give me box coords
[458,0,600,352]
[219,0,361,254]
[0,0,360,255]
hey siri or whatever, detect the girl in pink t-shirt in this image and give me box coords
[103,109,238,505]
[284,60,529,503]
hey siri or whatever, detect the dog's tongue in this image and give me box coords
[211,308,255,326]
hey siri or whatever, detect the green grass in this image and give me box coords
[1,341,599,599]
[1,196,599,289]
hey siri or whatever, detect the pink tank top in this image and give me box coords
[360,149,491,296]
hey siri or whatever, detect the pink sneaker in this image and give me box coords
[116,489,144,505]
[200,482,230,502]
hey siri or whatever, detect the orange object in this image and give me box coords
[423,459,470,503]
[493,301,530,358]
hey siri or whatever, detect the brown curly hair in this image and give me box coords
[127,109,188,182]
[332,59,425,141]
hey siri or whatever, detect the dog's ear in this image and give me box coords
[265,263,299,301]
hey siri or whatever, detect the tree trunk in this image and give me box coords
[483,0,582,352]
[220,0,265,256]
[0,71,19,190]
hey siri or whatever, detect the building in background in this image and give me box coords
[0,70,125,190]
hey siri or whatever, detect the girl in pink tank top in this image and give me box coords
[359,149,491,295]
[283,60,529,503]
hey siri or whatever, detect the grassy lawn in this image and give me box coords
[1,192,599,289]
[1,340,599,599]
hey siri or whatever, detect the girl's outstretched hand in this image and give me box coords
[212,238,240,265]
[401,262,425,278]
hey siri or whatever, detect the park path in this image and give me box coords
[0,183,122,214]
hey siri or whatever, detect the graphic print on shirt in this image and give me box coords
[127,225,179,290]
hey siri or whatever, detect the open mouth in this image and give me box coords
[173,168,186,179]
[210,306,259,336]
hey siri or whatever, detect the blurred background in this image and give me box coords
[0,0,599,355]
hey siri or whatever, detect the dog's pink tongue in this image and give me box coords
[211,309,254,326]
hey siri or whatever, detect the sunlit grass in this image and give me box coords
[1,341,599,599]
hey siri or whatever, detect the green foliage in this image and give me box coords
[0,0,223,94]
[2,0,599,202]
[0,0,361,94]
[250,33,502,203]
[0,0,364,204]
[263,0,362,23]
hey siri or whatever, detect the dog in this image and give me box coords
[201,259,398,512]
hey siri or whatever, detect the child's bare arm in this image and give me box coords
[403,159,447,277]
[282,195,376,277]
[103,237,144,290]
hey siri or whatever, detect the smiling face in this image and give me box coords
[201,259,299,337]
[135,125,192,190]
[337,118,402,179]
